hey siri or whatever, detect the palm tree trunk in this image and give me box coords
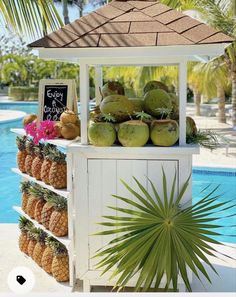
[232,70,236,127]
[217,84,226,123]
[62,0,70,24]
[193,89,201,116]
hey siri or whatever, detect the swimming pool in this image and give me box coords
[0,102,235,243]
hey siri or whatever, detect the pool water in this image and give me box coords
[0,103,235,243]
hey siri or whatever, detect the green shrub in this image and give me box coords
[9,86,38,101]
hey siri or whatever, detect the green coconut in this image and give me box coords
[118,120,149,147]
[101,81,125,98]
[100,95,135,122]
[150,119,179,146]
[88,122,116,147]
[128,98,144,112]
[143,81,169,95]
[143,89,172,117]
[186,116,197,137]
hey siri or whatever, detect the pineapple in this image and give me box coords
[32,229,47,266]
[18,216,33,255]
[25,139,35,176]
[48,149,67,189]
[16,136,27,173]
[41,144,55,184]
[34,188,46,223]
[49,196,68,237]
[20,181,32,213]
[27,227,39,258]
[51,242,69,282]
[26,184,44,219]
[41,191,55,229]
[41,237,57,274]
[32,143,44,180]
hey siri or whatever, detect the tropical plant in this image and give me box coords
[94,169,235,292]
[161,0,235,125]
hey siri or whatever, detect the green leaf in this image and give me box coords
[93,170,234,292]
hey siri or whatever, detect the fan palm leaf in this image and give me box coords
[94,169,236,292]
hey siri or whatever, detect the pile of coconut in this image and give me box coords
[88,80,198,147]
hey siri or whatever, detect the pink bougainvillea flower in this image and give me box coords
[24,120,58,144]
[38,120,58,141]
[25,121,37,138]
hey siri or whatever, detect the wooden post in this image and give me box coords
[95,66,103,105]
[179,60,187,146]
[80,61,89,144]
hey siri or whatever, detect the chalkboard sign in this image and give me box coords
[43,85,68,121]
[38,79,77,122]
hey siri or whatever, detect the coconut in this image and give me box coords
[186,116,197,137]
[60,110,78,124]
[118,120,149,147]
[23,114,37,126]
[100,95,135,122]
[150,119,179,146]
[143,81,169,95]
[88,122,116,147]
[144,89,172,117]
[128,98,144,112]
[101,81,125,98]
[61,123,80,140]
[54,121,63,138]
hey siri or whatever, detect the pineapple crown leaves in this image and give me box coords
[20,181,32,194]
[29,184,46,200]
[47,148,66,163]
[134,111,152,122]
[34,229,48,243]
[51,242,68,256]
[27,227,40,240]
[51,196,67,211]
[42,143,56,159]
[43,191,61,204]
[34,142,44,157]
[25,138,35,154]
[93,168,236,292]
[45,236,59,248]
[16,136,27,151]
[19,216,33,233]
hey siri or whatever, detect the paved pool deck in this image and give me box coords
[0,224,235,293]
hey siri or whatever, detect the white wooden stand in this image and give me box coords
[69,145,198,291]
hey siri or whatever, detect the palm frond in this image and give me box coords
[94,170,236,292]
[0,0,63,38]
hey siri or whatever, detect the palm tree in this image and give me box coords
[161,0,235,125]
[0,0,63,38]
[225,44,236,126]
[62,0,70,24]
[188,62,204,116]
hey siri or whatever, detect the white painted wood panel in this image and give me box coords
[87,159,178,271]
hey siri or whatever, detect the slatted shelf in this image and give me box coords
[11,168,69,199]
[13,206,70,248]
[21,252,71,290]
[11,128,80,149]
